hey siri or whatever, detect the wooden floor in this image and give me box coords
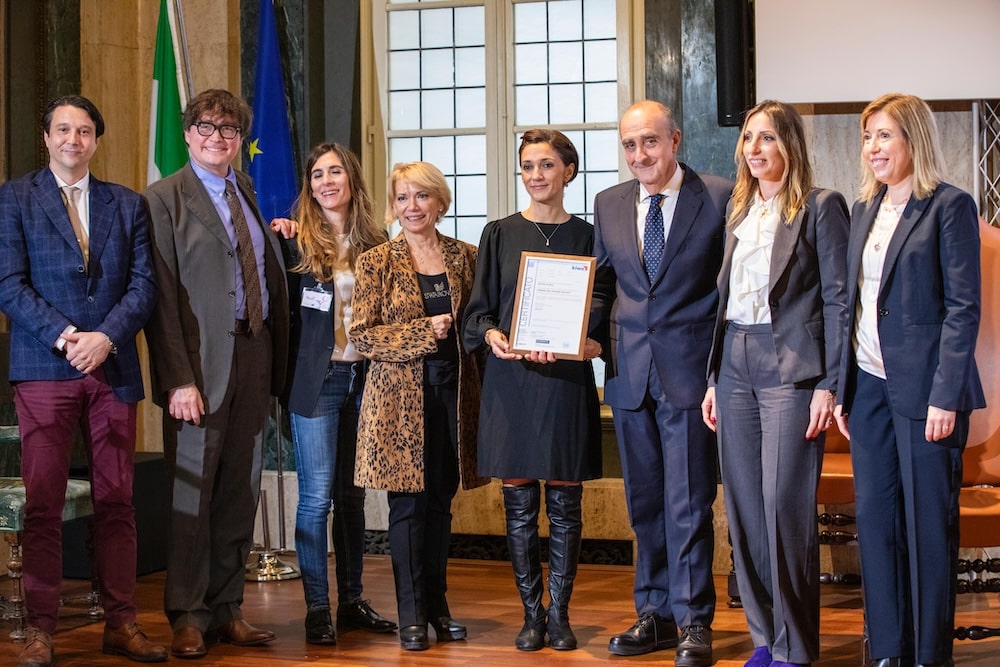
[2,555,998,666]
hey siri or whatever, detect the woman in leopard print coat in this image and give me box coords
[349,161,487,651]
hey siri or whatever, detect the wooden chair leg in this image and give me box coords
[3,532,26,641]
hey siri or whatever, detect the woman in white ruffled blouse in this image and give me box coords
[701,100,850,667]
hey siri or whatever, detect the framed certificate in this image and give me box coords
[508,251,597,361]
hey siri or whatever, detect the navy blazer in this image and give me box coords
[0,168,157,403]
[594,165,733,410]
[708,188,850,390]
[838,183,985,420]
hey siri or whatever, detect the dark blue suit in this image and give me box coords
[594,166,731,627]
[838,183,985,664]
[0,166,156,632]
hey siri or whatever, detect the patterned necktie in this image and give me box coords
[61,186,89,268]
[643,193,665,281]
[224,180,264,335]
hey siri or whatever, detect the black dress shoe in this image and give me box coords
[608,614,679,656]
[866,659,911,667]
[337,599,397,633]
[304,609,336,645]
[429,615,467,641]
[917,661,953,667]
[676,625,713,667]
[399,625,429,651]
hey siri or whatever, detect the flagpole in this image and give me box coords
[172,0,194,100]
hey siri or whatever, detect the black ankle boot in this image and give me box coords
[503,482,546,651]
[545,483,583,651]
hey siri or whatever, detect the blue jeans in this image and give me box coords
[290,360,366,612]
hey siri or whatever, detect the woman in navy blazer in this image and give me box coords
[274,144,393,645]
[834,93,985,667]
[702,100,849,667]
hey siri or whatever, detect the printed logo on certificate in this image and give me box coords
[508,251,596,361]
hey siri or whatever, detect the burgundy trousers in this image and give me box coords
[13,369,138,632]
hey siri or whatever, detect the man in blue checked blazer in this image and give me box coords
[0,96,164,666]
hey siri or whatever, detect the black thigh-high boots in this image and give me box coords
[502,482,546,651]
[545,483,583,651]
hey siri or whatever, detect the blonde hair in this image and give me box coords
[384,161,452,226]
[859,93,944,204]
[292,143,387,282]
[729,100,813,228]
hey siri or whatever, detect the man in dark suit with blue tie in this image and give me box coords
[0,96,165,667]
[594,100,732,666]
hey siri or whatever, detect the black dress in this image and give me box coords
[462,213,602,481]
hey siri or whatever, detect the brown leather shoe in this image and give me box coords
[170,626,207,659]
[103,622,168,663]
[216,619,276,646]
[18,627,53,667]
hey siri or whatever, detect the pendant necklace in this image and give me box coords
[531,220,562,247]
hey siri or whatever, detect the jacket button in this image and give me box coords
[649,294,656,301]
[879,308,888,317]
[647,328,655,334]
[87,296,95,303]
[229,290,236,297]
[77,265,85,273]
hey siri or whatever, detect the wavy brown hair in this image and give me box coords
[729,100,813,229]
[292,143,387,281]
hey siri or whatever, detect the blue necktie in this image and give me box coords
[643,193,665,281]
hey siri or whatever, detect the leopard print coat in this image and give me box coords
[349,232,488,493]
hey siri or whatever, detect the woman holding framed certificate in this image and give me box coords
[463,129,610,652]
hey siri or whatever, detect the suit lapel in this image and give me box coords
[717,219,739,305]
[769,203,806,290]
[846,196,878,306]
[181,164,233,249]
[31,170,83,260]
[658,170,703,282]
[86,177,114,270]
[879,192,930,302]
[614,182,648,286]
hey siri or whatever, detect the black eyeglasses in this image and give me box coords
[193,120,241,140]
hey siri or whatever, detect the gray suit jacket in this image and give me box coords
[143,163,289,411]
[707,188,850,391]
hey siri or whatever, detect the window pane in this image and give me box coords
[582,129,620,171]
[456,88,486,128]
[549,42,583,83]
[564,179,587,217]
[455,46,485,87]
[454,6,485,47]
[457,217,488,246]
[514,2,548,43]
[549,84,583,123]
[390,50,421,91]
[455,174,487,216]
[420,8,454,49]
[389,10,420,51]
[583,0,616,40]
[455,134,486,175]
[584,40,616,81]
[422,136,455,175]
[390,91,421,130]
[586,171,620,201]
[515,85,550,126]
[388,137,422,166]
[515,44,548,85]
[584,82,618,122]
[421,48,455,89]
[421,89,455,129]
[549,0,582,41]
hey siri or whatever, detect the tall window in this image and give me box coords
[375,0,631,245]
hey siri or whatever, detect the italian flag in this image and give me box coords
[147,0,187,184]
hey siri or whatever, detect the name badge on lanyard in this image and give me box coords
[301,285,333,312]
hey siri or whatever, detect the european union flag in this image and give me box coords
[248,0,297,221]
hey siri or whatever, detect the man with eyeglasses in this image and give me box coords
[144,88,289,659]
